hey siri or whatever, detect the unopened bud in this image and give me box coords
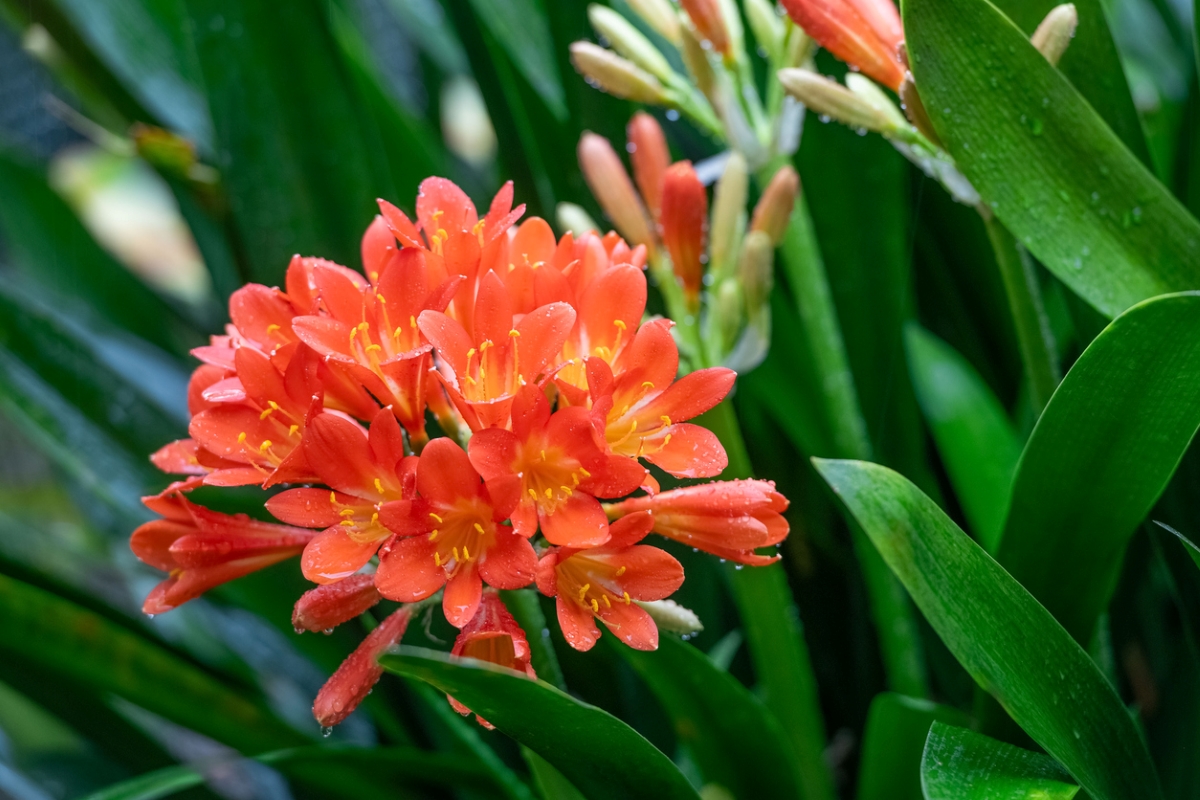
[750,165,798,246]
[556,202,600,236]
[737,230,775,311]
[313,607,411,728]
[681,0,731,58]
[845,73,909,132]
[899,75,942,148]
[660,161,709,304]
[1030,4,1077,67]
[681,25,718,104]
[712,278,744,350]
[635,598,704,636]
[626,0,682,46]
[628,112,671,219]
[293,574,382,633]
[778,68,902,135]
[709,152,748,281]
[570,42,668,104]
[578,132,656,248]
[745,0,785,62]
[588,5,675,82]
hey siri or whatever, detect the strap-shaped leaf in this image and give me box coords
[1157,522,1200,573]
[381,647,701,800]
[814,458,1163,800]
[922,722,1080,799]
[904,0,1200,318]
[996,293,1200,643]
[856,693,970,800]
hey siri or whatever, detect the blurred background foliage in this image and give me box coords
[0,0,1198,798]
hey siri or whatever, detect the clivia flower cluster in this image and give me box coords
[131,177,790,729]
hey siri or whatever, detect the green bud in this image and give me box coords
[778,68,903,136]
[570,42,669,104]
[744,0,784,63]
[737,230,775,313]
[708,152,748,283]
[588,5,675,82]
[845,74,910,133]
[556,202,600,236]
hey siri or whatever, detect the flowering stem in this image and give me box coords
[981,212,1061,413]
[758,160,931,699]
[703,399,835,800]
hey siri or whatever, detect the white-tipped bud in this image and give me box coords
[588,5,676,82]
[708,152,748,281]
[845,73,910,132]
[778,68,903,136]
[625,0,682,46]
[737,230,775,312]
[570,42,669,104]
[744,0,785,63]
[556,202,600,236]
[635,599,704,636]
[1030,4,1077,67]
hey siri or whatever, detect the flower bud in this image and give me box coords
[737,230,775,312]
[778,68,902,136]
[570,42,669,104]
[628,112,671,221]
[635,599,704,636]
[556,202,600,236]
[578,132,656,248]
[680,24,718,104]
[899,75,942,147]
[1030,4,1077,67]
[626,0,682,46]
[750,164,798,246]
[711,277,744,350]
[292,574,382,633]
[588,5,675,82]
[745,0,785,62]
[313,607,411,728]
[845,73,909,132]
[708,152,748,281]
[779,0,905,90]
[660,161,709,304]
[681,0,731,58]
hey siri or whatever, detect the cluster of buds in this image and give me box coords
[571,113,798,373]
[130,177,791,729]
[775,0,1078,206]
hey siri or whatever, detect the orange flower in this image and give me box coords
[292,574,382,634]
[627,112,671,220]
[779,0,906,91]
[659,161,708,305]
[448,591,536,728]
[536,512,683,651]
[313,607,412,728]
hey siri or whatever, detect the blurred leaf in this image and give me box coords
[905,0,1200,318]
[614,636,805,799]
[381,647,700,800]
[1156,521,1200,572]
[0,571,306,755]
[921,722,1081,799]
[0,150,193,356]
[991,0,1151,166]
[855,693,970,800]
[905,324,1021,551]
[383,0,469,74]
[181,0,395,283]
[996,292,1200,643]
[465,0,565,120]
[814,458,1164,800]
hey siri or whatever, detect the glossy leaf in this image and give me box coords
[615,636,805,799]
[1156,522,1200,573]
[814,458,1164,800]
[856,693,970,800]
[905,0,1200,318]
[381,647,700,800]
[996,292,1200,643]
[922,722,1081,799]
[905,324,1021,551]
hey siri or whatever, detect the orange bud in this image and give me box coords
[313,607,411,728]
[779,0,906,91]
[292,574,382,633]
[627,112,671,220]
[750,165,798,246]
[660,161,708,302]
[578,132,656,249]
[680,0,731,58]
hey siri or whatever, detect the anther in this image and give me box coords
[237,432,247,444]
[590,599,599,612]
[578,583,591,599]
[434,552,442,567]
[429,512,444,523]
[473,522,485,534]
[340,508,355,517]
[429,530,439,541]
[462,545,471,561]
[258,440,273,452]
[374,478,384,494]
[615,566,627,576]
[623,591,631,604]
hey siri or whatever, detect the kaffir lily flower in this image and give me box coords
[376,438,535,627]
[608,480,790,565]
[660,161,708,306]
[779,0,906,91]
[536,512,683,651]
[292,574,382,634]
[131,481,316,614]
[313,607,412,728]
[448,591,537,728]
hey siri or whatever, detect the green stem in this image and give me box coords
[759,160,931,699]
[704,400,836,800]
[981,212,1061,413]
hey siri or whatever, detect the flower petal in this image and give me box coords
[375,535,446,602]
[301,527,382,584]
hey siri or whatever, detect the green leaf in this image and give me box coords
[614,636,805,799]
[996,292,1200,643]
[990,0,1150,167]
[1156,521,1200,573]
[855,693,970,800]
[524,747,588,800]
[905,324,1022,551]
[921,722,1081,800]
[0,571,305,755]
[381,647,700,800]
[465,0,565,120]
[904,0,1200,318]
[814,458,1164,800]
[79,744,503,800]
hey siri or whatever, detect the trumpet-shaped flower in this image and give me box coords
[448,591,536,727]
[780,0,906,90]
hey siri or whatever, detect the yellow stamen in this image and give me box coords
[579,467,591,478]
[508,329,520,338]
[340,508,355,517]
[452,546,460,562]
[602,595,611,608]
[374,478,384,494]
[429,512,444,523]
[590,599,599,612]
[259,406,275,420]
[340,520,355,527]
[288,424,300,437]
[545,488,554,499]
[462,545,471,561]
[642,381,655,389]
[623,591,631,604]
[258,440,273,452]
[434,552,442,567]
[266,324,281,334]
[473,522,485,534]
[578,583,591,599]
[237,432,247,444]
[660,415,672,427]
[613,319,627,330]
[429,530,439,541]
[616,566,627,576]
[365,344,382,352]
